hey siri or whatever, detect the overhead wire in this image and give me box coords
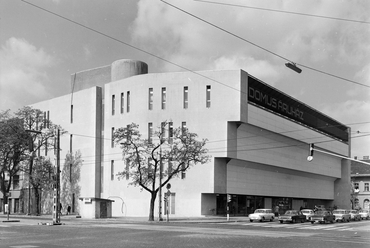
[161,0,370,89]
[19,0,370,162]
[194,0,370,25]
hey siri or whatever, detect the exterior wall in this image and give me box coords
[352,175,370,210]
[31,87,103,214]
[227,159,335,199]
[102,69,243,217]
[23,59,352,217]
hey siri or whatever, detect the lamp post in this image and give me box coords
[53,129,61,224]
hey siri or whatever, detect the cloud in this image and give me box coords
[0,37,55,112]
[212,56,281,85]
[321,100,370,157]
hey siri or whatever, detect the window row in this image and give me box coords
[110,159,186,181]
[354,182,370,192]
[111,91,131,115]
[111,85,211,115]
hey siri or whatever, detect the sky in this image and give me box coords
[0,0,369,158]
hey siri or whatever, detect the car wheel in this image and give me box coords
[301,219,305,223]
[279,221,283,224]
[347,218,350,222]
[250,220,253,222]
[260,217,265,222]
[311,221,314,224]
[270,217,274,222]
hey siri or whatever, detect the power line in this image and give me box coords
[21,0,370,92]
[194,0,370,25]
[161,0,370,89]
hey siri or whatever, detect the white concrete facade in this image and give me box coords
[30,59,351,218]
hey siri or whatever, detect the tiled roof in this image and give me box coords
[351,159,370,174]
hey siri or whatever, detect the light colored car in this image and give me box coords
[359,210,370,220]
[332,209,351,222]
[248,209,275,222]
[349,210,362,221]
[301,209,315,221]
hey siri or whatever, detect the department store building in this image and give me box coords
[30,59,351,218]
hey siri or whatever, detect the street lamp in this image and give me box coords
[285,62,302,73]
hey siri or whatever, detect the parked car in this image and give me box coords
[278,210,306,223]
[332,209,351,222]
[349,210,362,221]
[359,209,370,220]
[301,209,315,221]
[248,209,275,222]
[310,210,335,224]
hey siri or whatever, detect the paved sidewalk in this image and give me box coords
[0,213,250,225]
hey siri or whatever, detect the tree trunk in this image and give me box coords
[34,187,40,215]
[148,191,157,221]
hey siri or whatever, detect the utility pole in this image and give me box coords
[158,146,163,221]
[53,129,61,224]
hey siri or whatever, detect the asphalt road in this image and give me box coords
[1,217,369,248]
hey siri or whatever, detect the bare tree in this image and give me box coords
[113,122,210,221]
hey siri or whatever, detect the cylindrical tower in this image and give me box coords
[111,59,148,81]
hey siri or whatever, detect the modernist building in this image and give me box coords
[25,59,351,218]
[351,156,370,210]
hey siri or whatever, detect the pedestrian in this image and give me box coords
[67,205,71,215]
[59,203,63,215]
[274,205,279,217]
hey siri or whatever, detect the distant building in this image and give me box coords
[3,59,352,218]
[351,156,370,210]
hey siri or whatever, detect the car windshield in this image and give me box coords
[301,210,312,214]
[350,210,357,213]
[254,210,266,213]
[333,210,345,214]
[315,211,327,215]
[359,210,369,213]
[285,211,297,215]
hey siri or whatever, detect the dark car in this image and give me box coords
[278,210,306,223]
[310,210,335,224]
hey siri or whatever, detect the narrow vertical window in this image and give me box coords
[69,163,72,183]
[365,183,369,191]
[169,122,173,144]
[70,134,73,153]
[148,158,152,179]
[44,138,48,156]
[111,160,114,180]
[206,85,211,108]
[127,91,130,113]
[111,127,115,148]
[183,86,188,109]
[161,87,166,110]
[148,123,153,143]
[47,111,50,128]
[168,160,173,176]
[112,95,115,115]
[161,122,166,141]
[181,122,187,136]
[148,88,153,110]
[70,105,74,123]
[120,92,124,114]
[170,193,176,214]
[38,140,41,157]
[181,164,186,179]
[126,159,130,180]
[43,111,46,128]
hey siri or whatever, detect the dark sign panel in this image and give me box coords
[247,76,349,142]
